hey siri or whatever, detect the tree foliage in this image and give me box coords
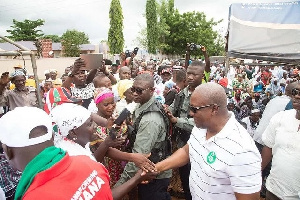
[165,10,224,56]
[146,0,158,54]
[42,34,61,43]
[108,0,124,54]
[156,0,170,52]
[136,26,148,49]
[61,29,89,57]
[6,19,45,41]
[139,0,225,56]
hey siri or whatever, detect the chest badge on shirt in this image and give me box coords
[207,151,216,164]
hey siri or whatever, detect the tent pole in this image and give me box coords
[30,53,43,109]
[225,52,230,75]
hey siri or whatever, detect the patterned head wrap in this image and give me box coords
[44,87,82,114]
[94,87,114,104]
[10,70,25,78]
[117,79,133,99]
[50,103,91,137]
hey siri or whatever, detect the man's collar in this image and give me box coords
[134,96,155,117]
[14,86,29,93]
[214,113,236,139]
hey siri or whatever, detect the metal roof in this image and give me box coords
[0,41,96,51]
[0,41,37,51]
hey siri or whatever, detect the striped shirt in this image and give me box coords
[188,114,261,200]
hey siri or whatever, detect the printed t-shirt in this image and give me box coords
[23,154,113,200]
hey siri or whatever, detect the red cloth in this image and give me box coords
[23,154,113,200]
[219,77,228,87]
[261,71,272,85]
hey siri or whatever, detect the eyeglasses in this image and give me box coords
[130,87,151,95]
[189,104,217,113]
[292,88,300,96]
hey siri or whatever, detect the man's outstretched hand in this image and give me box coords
[137,169,159,184]
[131,153,156,173]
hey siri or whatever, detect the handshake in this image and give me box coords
[130,152,166,184]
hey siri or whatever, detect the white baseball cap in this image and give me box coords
[0,107,53,147]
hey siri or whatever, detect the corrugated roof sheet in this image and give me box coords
[0,41,96,51]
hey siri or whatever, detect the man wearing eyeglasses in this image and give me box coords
[114,74,172,200]
[261,83,300,200]
[164,60,206,200]
[157,82,262,200]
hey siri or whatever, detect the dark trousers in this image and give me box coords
[179,163,192,200]
[266,190,281,200]
[138,178,171,200]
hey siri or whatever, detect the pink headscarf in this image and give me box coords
[94,87,114,104]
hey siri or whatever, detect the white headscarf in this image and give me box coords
[50,103,91,137]
[50,104,95,160]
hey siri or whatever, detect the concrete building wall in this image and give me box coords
[0,57,77,80]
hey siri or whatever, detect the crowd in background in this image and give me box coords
[0,47,299,200]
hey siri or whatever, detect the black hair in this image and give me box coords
[29,125,48,139]
[190,60,205,67]
[176,69,187,82]
[135,74,154,88]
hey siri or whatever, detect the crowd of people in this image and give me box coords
[0,47,299,200]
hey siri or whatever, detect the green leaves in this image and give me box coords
[146,0,158,54]
[61,29,89,57]
[42,35,61,43]
[108,0,124,54]
[164,10,225,56]
[6,19,45,41]
[140,0,225,56]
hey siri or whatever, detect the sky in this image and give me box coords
[0,0,293,49]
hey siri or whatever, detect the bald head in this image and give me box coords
[119,66,130,73]
[119,66,131,80]
[193,82,227,109]
[93,74,112,89]
[285,81,298,96]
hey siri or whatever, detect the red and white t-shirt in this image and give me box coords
[23,154,113,200]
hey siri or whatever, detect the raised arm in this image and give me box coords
[62,64,81,90]
[201,46,210,73]
[0,72,10,94]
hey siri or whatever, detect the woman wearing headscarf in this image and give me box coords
[50,103,155,178]
[94,87,129,186]
[115,79,136,115]
[163,80,177,106]
[50,103,120,161]
[44,87,82,114]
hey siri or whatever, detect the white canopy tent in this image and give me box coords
[227,1,300,64]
